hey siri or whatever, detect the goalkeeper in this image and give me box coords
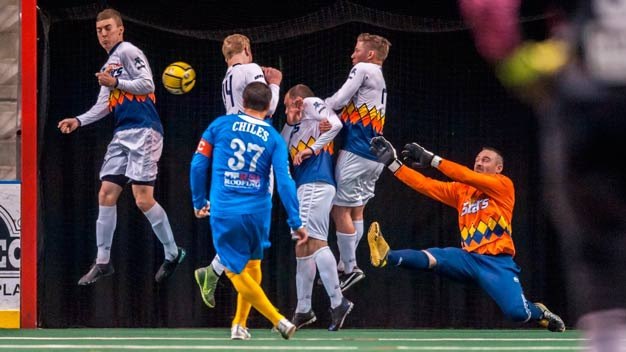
[368,137,565,332]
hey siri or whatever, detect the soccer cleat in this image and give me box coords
[194,266,219,308]
[276,318,297,340]
[78,262,114,285]
[535,303,566,332]
[339,267,365,292]
[292,310,317,330]
[328,297,354,331]
[368,221,389,268]
[155,247,186,283]
[230,324,251,340]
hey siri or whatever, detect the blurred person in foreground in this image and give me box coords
[460,0,626,350]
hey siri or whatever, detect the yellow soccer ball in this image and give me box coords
[162,61,196,95]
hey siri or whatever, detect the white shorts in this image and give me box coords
[297,182,335,241]
[333,150,384,207]
[99,128,163,182]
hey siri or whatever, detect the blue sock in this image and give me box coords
[388,249,429,270]
[529,302,543,320]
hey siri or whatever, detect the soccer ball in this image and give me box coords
[162,61,196,95]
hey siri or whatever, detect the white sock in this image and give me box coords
[143,202,178,260]
[314,247,343,309]
[336,231,357,274]
[96,205,117,264]
[295,254,316,313]
[211,255,225,276]
[353,219,364,246]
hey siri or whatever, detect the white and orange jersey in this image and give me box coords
[76,41,162,135]
[394,160,516,256]
[325,62,387,161]
[280,97,342,187]
[221,63,280,116]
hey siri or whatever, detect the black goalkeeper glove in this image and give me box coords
[401,143,441,169]
[370,136,403,172]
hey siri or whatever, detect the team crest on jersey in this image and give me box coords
[340,101,385,133]
[460,198,489,216]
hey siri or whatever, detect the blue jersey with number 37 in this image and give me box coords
[190,113,302,230]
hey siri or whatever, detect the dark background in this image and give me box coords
[36,0,568,329]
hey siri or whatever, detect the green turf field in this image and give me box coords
[0,328,584,351]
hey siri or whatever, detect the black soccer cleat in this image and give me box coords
[339,267,365,292]
[536,302,566,332]
[328,297,354,331]
[292,310,317,330]
[155,247,186,283]
[78,262,114,286]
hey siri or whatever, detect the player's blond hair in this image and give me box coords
[357,33,391,62]
[96,8,123,26]
[222,34,251,61]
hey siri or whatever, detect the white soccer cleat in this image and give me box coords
[230,324,251,340]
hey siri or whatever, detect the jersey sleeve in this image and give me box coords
[270,132,302,230]
[437,159,512,201]
[394,165,459,208]
[268,83,280,116]
[189,127,214,210]
[76,85,111,126]
[115,44,155,95]
[306,98,342,152]
[325,63,367,111]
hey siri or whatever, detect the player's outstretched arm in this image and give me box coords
[58,117,80,134]
[401,143,442,169]
[370,136,403,173]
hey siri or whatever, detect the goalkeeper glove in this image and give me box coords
[370,136,403,173]
[401,143,442,169]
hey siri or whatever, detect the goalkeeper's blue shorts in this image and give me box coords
[427,247,534,322]
[210,212,271,274]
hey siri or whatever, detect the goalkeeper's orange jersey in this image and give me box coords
[395,159,516,256]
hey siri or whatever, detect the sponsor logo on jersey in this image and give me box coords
[460,198,489,216]
[224,171,261,190]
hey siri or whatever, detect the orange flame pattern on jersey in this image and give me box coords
[108,88,156,111]
[289,137,334,159]
[340,101,385,133]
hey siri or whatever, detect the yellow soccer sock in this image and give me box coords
[227,262,283,326]
[232,260,262,327]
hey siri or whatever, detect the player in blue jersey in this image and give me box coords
[57,8,185,286]
[193,34,283,317]
[190,82,307,340]
[324,33,391,291]
[280,84,353,331]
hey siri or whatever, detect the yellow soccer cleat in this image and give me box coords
[367,221,390,268]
